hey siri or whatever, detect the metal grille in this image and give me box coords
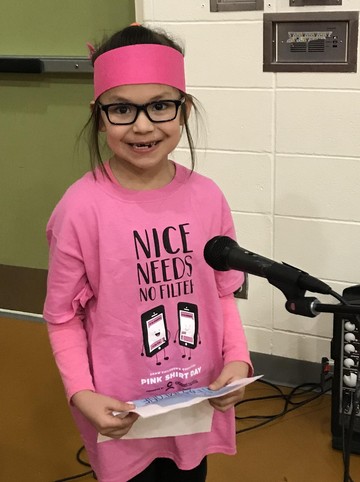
[210,0,264,12]
[308,39,326,52]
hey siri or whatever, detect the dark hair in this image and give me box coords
[81,25,201,176]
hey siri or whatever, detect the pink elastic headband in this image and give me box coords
[93,44,186,99]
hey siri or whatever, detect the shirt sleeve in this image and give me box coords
[47,316,95,401]
[43,208,95,401]
[220,293,253,376]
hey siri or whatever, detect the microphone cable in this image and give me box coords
[330,289,351,305]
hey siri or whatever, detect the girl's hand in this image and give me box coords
[208,361,250,412]
[72,390,139,439]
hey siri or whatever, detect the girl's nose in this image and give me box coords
[132,111,155,133]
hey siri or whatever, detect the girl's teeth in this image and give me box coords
[133,142,156,148]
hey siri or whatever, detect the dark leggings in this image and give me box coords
[128,457,207,482]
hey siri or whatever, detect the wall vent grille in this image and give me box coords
[210,0,264,12]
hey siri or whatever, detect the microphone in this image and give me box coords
[203,236,332,296]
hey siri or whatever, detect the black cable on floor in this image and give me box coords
[52,446,96,482]
[76,446,91,468]
[53,470,95,482]
[235,378,331,435]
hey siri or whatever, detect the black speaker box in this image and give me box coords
[331,286,360,453]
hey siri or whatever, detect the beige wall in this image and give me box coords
[136,0,360,363]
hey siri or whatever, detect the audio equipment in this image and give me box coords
[331,286,360,453]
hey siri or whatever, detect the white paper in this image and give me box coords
[122,401,214,440]
[98,375,262,442]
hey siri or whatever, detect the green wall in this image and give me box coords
[0,0,135,56]
[0,0,135,269]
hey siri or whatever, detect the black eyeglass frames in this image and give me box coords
[99,98,185,126]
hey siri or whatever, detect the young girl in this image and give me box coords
[44,24,252,482]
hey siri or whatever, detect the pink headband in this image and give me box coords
[93,44,186,99]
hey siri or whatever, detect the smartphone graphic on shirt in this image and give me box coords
[177,302,198,349]
[141,305,168,357]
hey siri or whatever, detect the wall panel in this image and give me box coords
[0,0,135,313]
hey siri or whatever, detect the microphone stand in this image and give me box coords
[271,281,360,482]
[312,303,360,315]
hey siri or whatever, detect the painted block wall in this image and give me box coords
[135,0,360,363]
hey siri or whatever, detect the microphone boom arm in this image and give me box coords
[286,297,360,318]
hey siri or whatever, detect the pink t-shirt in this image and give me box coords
[44,162,251,482]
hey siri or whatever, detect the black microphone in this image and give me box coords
[203,235,332,296]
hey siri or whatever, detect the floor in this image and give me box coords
[2,316,360,482]
[210,382,360,482]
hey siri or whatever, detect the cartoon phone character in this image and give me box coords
[141,305,169,357]
[177,302,199,349]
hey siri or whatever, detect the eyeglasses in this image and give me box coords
[99,98,185,125]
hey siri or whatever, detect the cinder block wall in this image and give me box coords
[136,0,360,364]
